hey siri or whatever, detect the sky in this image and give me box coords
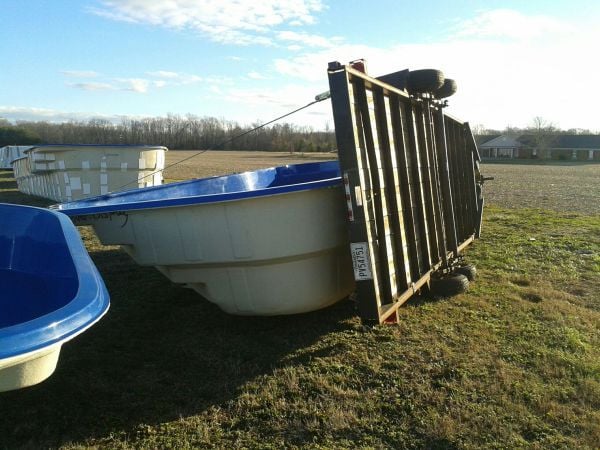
[1,0,600,132]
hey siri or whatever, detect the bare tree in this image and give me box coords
[528,116,558,159]
[9,115,337,152]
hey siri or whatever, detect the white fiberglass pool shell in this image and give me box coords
[0,146,32,169]
[56,161,355,316]
[14,144,167,202]
[11,156,33,195]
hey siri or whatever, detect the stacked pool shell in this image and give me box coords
[0,146,32,169]
[11,145,167,202]
[11,156,33,195]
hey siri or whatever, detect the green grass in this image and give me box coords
[0,170,599,449]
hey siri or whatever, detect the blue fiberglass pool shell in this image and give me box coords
[53,160,354,316]
[54,160,341,215]
[0,203,109,391]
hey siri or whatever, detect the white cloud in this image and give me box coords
[270,9,600,131]
[220,84,333,128]
[120,78,150,93]
[147,71,204,84]
[454,9,574,40]
[247,71,267,80]
[179,74,203,84]
[61,70,100,78]
[90,0,324,45]
[0,106,124,123]
[62,70,208,93]
[277,30,342,48]
[147,70,181,79]
[0,91,330,129]
[274,43,376,82]
[68,81,116,91]
[203,76,234,86]
[224,84,314,107]
[211,31,274,46]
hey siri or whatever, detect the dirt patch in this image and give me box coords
[480,163,600,215]
[162,153,600,216]
[163,150,337,180]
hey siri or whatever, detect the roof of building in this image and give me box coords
[477,135,522,148]
[473,134,500,146]
[478,134,600,149]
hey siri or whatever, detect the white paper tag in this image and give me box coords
[70,177,81,190]
[354,186,363,206]
[350,242,373,280]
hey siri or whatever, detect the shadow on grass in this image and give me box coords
[0,171,17,190]
[0,171,53,208]
[0,190,52,207]
[0,170,354,446]
[0,179,16,190]
[0,246,356,447]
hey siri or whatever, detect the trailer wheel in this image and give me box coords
[407,69,445,94]
[435,78,457,99]
[453,264,477,281]
[430,274,469,297]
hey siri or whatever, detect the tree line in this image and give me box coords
[2,114,596,152]
[472,116,599,138]
[0,115,337,152]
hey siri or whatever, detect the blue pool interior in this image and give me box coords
[56,160,341,215]
[0,206,78,328]
[0,204,109,358]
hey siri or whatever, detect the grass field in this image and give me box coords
[0,153,599,449]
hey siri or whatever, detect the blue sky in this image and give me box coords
[2,1,599,132]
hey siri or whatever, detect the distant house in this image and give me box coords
[478,135,600,161]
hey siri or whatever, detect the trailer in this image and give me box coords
[327,60,487,324]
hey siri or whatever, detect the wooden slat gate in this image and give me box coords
[327,62,483,324]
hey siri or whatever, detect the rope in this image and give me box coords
[115,92,331,191]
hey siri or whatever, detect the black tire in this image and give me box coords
[406,69,445,94]
[453,264,477,281]
[430,274,469,297]
[435,78,457,99]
